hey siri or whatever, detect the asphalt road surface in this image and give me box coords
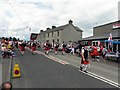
[0,60,2,85]
[11,49,117,88]
[45,50,119,83]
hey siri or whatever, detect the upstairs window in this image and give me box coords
[52,32,54,37]
[57,31,59,36]
[44,35,46,37]
[48,33,49,38]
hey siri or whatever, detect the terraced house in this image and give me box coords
[36,20,83,45]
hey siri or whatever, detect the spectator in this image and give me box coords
[70,43,75,55]
[102,46,108,59]
[1,82,12,90]
[116,50,119,63]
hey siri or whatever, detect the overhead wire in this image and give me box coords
[8,0,24,24]
[8,0,31,31]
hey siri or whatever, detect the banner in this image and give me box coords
[113,23,120,29]
[30,33,38,41]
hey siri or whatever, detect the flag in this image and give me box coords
[108,33,112,45]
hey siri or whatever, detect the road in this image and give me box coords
[42,49,119,83]
[9,48,118,88]
[0,58,2,85]
[0,54,11,86]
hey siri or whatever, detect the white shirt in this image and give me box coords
[116,51,119,57]
[1,46,7,51]
[9,41,13,45]
[81,48,85,53]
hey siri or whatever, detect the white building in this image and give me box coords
[36,20,83,45]
[118,1,120,20]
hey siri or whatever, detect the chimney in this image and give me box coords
[69,20,73,24]
[40,30,43,32]
[47,28,50,30]
[52,26,56,29]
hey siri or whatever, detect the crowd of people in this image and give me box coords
[40,40,116,60]
[1,37,116,60]
[40,40,119,72]
[0,37,39,58]
[0,38,119,89]
[0,37,15,59]
[0,37,119,73]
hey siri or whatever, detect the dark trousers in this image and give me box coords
[116,57,119,63]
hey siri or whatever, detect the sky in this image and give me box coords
[0,0,119,40]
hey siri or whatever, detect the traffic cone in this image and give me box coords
[12,63,21,78]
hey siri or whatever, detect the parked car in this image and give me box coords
[105,52,118,61]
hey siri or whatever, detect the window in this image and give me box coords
[96,42,98,46]
[57,31,59,36]
[83,41,88,46]
[92,41,99,46]
[92,42,95,46]
[52,32,54,37]
[48,33,49,38]
[43,34,46,37]
[57,39,59,43]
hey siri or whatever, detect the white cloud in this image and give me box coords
[0,0,119,40]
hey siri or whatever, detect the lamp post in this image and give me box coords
[26,27,31,41]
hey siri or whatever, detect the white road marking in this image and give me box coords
[78,70,119,88]
[35,50,69,65]
[50,55,69,65]
[7,59,12,82]
[31,50,120,88]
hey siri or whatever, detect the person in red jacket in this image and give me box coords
[90,46,95,61]
[93,46,99,61]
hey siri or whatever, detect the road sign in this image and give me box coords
[13,64,21,78]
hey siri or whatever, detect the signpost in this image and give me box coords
[30,33,38,41]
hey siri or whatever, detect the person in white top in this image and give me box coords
[1,44,7,52]
[1,44,7,58]
[70,43,75,55]
[116,50,119,63]
[102,46,108,58]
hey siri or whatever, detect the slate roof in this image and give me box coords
[39,23,83,35]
